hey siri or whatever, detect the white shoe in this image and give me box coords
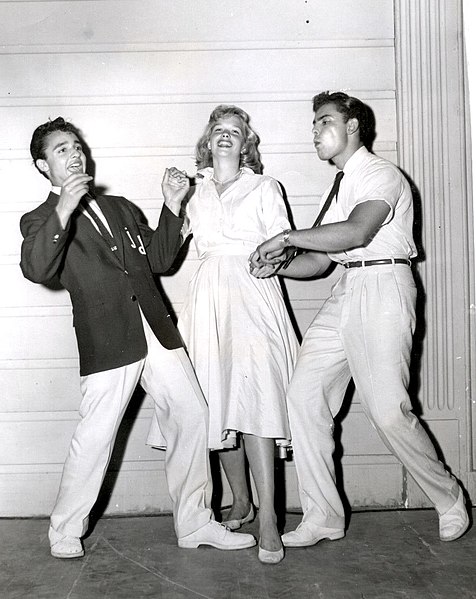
[49,525,84,559]
[282,521,345,548]
[222,505,255,530]
[258,542,284,564]
[439,487,470,542]
[178,521,256,550]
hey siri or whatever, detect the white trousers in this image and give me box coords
[287,264,459,530]
[50,316,212,539]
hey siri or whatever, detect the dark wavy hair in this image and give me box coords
[30,117,82,178]
[312,92,376,151]
[195,105,263,174]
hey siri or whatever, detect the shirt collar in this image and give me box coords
[50,186,98,213]
[342,145,369,177]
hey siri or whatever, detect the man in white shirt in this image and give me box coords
[250,92,469,546]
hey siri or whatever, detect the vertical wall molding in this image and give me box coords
[395,0,472,465]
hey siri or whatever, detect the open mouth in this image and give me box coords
[68,162,83,173]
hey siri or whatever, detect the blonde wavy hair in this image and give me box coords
[195,105,263,174]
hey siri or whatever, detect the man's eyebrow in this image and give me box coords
[52,139,81,151]
[313,113,333,125]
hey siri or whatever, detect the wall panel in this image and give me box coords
[0,0,394,47]
[1,0,408,516]
[3,48,395,98]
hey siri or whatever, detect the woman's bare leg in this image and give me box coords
[219,444,252,521]
[243,434,281,552]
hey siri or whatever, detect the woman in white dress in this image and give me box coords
[178,105,299,563]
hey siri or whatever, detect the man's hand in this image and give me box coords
[162,167,190,215]
[56,173,93,228]
[249,233,287,269]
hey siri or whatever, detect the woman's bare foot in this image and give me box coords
[258,512,282,552]
[223,499,252,522]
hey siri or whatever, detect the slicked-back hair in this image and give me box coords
[312,92,376,151]
[30,117,82,177]
[195,105,263,174]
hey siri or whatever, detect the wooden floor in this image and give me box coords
[1,509,475,598]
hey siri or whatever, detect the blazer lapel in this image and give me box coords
[48,191,116,258]
[95,197,125,266]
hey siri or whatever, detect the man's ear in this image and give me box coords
[347,118,359,136]
[36,159,50,175]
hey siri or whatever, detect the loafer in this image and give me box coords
[49,525,84,559]
[282,521,345,547]
[178,521,256,550]
[221,504,255,531]
[439,487,470,542]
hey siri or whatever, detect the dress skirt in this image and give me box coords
[178,253,299,450]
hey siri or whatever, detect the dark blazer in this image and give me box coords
[20,192,184,376]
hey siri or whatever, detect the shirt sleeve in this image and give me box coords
[353,163,402,225]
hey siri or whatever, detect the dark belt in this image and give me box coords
[344,258,411,269]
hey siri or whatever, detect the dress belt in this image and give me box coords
[343,258,411,269]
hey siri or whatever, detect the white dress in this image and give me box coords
[178,167,299,450]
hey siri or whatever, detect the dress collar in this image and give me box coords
[197,166,254,180]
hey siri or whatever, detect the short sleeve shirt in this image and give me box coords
[321,147,417,263]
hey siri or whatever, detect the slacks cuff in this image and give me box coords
[302,513,345,531]
[176,509,212,539]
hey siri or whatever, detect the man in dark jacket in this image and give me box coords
[20,117,256,559]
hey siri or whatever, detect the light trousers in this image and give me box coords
[50,315,212,539]
[287,264,459,530]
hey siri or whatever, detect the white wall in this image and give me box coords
[1,0,401,516]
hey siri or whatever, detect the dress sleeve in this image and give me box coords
[260,177,292,237]
[180,185,197,240]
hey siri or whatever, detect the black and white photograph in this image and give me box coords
[1,1,475,597]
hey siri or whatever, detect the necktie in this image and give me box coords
[311,170,344,227]
[281,170,344,270]
[80,195,118,253]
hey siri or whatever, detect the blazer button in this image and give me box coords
[131,295,137,302]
